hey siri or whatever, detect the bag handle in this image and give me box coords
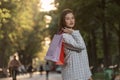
[57,30,63,34]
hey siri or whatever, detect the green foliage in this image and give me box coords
[0,0,18,67]
[0,0,48,67]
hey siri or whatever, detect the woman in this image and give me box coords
[59,9,92,80]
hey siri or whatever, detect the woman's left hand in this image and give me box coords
[62,28,74,34]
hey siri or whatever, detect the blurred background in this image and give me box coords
[0,0,120,80]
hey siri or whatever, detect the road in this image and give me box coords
[0,72,62,80]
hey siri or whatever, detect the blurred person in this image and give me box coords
[97,63,105,72]
[45,61,50,80]
[104,65,114,80]
[114,74,120,80]
[39,64,44,75]
[2,67,9,77]
[112,74,120,80]
[27,63,33,78]
[113,64,119,75]
[58,9,92,80]
[8,55,21,80]
[18,64,26,74]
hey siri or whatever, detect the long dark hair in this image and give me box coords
[58,9,75,32]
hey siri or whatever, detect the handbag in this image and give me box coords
[45,34,63,62]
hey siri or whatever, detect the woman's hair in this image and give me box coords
[58,9,74,32]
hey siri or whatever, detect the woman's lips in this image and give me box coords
[70,23,74,25]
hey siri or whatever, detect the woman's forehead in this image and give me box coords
[65,13,74,18]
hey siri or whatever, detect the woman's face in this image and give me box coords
[64,13,75,28]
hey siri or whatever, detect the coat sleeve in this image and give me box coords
[63,30,85,52]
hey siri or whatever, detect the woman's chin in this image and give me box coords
[67,25,74,28]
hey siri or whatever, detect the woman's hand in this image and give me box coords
[62,27,74,34]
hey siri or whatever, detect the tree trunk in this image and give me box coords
[118,23,120,66]
[101,0,110,67]
[91,30,98,67]
[87,35,93,66]
[87,30,98,67]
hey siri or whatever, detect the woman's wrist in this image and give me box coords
[69,29,74,34]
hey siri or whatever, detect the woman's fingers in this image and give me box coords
[62,28,73,34]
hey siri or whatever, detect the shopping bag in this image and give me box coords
[45,34,63,62]
[56,42,64,65]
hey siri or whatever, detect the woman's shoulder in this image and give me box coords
[62,33,71,39]
[62,33,69,36]
[73,30,80,33]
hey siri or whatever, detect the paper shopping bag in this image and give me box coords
[45,34,63,62]
[56,42,64,65]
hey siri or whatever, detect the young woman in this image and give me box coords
[59,9,92,80]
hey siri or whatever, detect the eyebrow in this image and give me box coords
[65,16,74,18]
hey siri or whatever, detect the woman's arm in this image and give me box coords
[63,30,85,52]
[71,30,85,49]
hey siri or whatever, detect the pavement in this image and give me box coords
[0,72,62,80]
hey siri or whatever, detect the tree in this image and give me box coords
[0,0,18,67]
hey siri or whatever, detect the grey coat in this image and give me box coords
[61,30,92,80]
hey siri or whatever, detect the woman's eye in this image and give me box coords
[66,17,71,20]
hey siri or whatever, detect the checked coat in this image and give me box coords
[61,30,92,80]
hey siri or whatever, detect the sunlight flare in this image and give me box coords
[39,0,57,12]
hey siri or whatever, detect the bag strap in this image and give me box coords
[57,30,63,34]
